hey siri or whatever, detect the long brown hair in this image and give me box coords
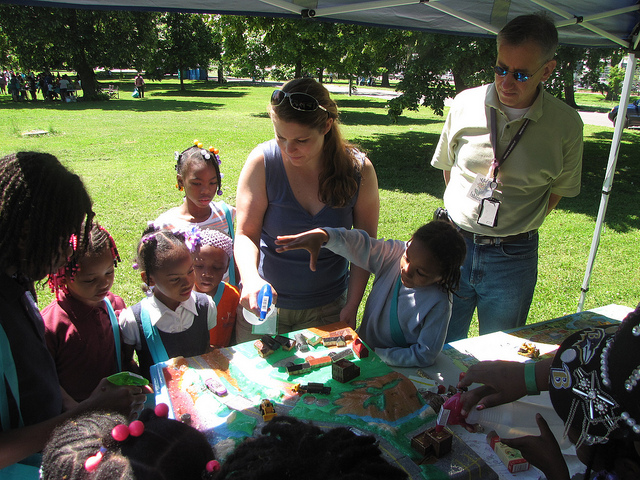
[269,78,362,208]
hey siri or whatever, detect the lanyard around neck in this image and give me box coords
[389,276,408,348]
[489,108,530,182]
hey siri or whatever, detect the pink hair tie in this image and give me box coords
[206,460,221,473]
[84,446,107,472]
[155,403,170,418]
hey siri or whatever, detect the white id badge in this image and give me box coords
[467,174,494,203]
[477,197,500,227]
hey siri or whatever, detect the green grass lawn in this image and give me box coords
[1,78,639,337]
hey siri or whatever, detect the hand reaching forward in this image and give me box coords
[275,228,329,272]
[501,414,570,480]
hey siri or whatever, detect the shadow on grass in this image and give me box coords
[0,97,226,113]
[560,129,640,232]
[353,130,444,196]
[336,98,387,109]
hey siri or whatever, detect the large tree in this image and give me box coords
[145,13,221,91]
[0,5,157,98]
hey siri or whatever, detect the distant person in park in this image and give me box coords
[234,77,379,342]
[154,141,236,285]
[134,73,145,98]
[276,220,466,367]
[0,152,148,471]
[431,13,583,342]
[59,74,70,102]
[42,222,126,403]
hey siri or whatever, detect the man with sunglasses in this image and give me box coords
[431,13,583,342]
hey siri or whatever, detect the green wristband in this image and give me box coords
[524,362,540,395]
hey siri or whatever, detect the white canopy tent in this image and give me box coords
[7,0,640,310]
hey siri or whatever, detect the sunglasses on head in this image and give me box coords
[271,89,328,112]
[493,60,548,83]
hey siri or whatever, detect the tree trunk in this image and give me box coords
[295,59,302,79]
[318,67,324,84]
[75,60,98,99]
[217,63,224,83]
[179,62,185,91]
[563,79,578,108]
[381,71,390,88]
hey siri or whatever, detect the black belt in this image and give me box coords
[458,228,536,246]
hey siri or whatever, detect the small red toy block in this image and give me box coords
[332,359,360,383]
[352,338,369,358]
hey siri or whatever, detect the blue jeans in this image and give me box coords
[445,232,538,342]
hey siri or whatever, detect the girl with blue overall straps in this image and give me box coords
[154,141,237,286]
[42,222,125,403]
[0,152,148,474]
[119,226,217,381]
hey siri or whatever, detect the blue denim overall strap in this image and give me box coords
[104,298,121,372]
[389,276,409,348]
[139,304,169,365]
[0,323,24,430]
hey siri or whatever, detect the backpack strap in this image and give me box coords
[219,202,236,286]
[0,323,24,431]
[139,303,169,365]
[104,299,122,372]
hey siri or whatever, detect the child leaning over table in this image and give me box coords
[119,225,217,380]
[189,227,240,347]
[42,221,125,404]
[275,220,466,368]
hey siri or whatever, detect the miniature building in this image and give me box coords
[294,382,331,395]
[286,362,311,375]
[307,335,323,346]
[327,329,353,341]
[295,333,309,352]
[323,335,346,347]
[332,359,360,383]
[328,348,354,363]
[353,338,369,358]
[253,339,274,358]
[411,426,452,458]
[260,335,280,352]
[274,335,296,351]
[307,355,331,369]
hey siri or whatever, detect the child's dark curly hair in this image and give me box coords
[175,143,223,196]
[0,152,94,281]
[41,408,215,480]
[412,220,466,297]
[214,416,408,480]
[135,225,189,289]
[48,221,121,301]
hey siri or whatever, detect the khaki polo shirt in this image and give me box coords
[431,83,583,236]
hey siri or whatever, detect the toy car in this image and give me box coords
[259,399,277,421]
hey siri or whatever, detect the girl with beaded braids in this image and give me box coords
[42,221,127,403]
[0,152,149,471]
[41,407,218,480]
[276,220,466,367]
[118,225,216,380]
[235,77,379,342]
[154,140,236,285]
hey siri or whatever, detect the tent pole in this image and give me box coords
[577,52,636,312]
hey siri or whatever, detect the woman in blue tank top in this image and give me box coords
[235,78,380,342]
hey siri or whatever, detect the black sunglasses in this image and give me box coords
[493,61,548,83]
[271,89,328,112]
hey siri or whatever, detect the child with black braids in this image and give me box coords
[0,152,148,470]
[41,407,218,480]
[118,226,217,380]
[154,141,236,285]
[214,416,407,480]
[191,228,240,347]
[42,222,126,403]
[275,220,466,367]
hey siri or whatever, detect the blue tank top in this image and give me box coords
[260,139,361,310]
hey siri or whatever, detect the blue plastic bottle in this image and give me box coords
[258,284,273,320]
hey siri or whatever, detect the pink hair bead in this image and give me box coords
[111,424,130,442]
[155,403,170,418]
[129,420,145,437]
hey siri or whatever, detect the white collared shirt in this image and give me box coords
[119,292,216,350]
